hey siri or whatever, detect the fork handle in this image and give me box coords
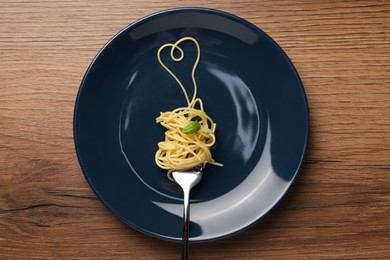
[182,189,190,260]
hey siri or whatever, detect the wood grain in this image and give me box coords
[0,0,389,259]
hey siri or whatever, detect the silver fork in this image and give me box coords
[172,168,203,260]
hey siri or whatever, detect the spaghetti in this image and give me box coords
[155,37,222,180]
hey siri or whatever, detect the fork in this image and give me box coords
[172,168,203,260]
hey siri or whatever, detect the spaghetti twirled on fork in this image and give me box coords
[155,37,222,180]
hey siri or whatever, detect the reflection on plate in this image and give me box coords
[74,8,309,242]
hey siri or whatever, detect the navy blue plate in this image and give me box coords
[74,8,309,243]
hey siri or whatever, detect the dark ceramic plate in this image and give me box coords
[74,8,309,243]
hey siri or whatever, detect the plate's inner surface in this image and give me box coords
[75,9,309,242]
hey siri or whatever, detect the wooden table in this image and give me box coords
[1,1,389,259]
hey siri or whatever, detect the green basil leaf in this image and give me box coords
[183,121,201,134]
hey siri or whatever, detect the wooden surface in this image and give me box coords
[0,0,389,259]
